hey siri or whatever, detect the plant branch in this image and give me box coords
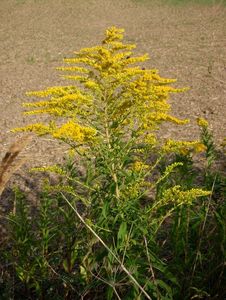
[61,192,152,300]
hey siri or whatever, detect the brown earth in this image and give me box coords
[0,0,226,198]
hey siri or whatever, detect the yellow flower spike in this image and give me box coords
[194,143,207,153]
[23,109,57,116]
[161,186,211,207]
[31,165,67,175]
[103,26,125,44]
[144,134,157,146]
[52,121,96,144]
[14,26,190,153]
[132,161,149,172]
[162,139,206,155]
[13,123,52,135]
[56,66,89,73]
[197,117,209,128]
[84,80,101,92]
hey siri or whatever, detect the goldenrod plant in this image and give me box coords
[14,27,189,144]
[1,27,224,299]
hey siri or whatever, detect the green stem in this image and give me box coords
[104,94,120,199]
[61,192,152,300]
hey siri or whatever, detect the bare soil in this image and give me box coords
[0,0,226,197]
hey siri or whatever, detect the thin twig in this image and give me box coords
[89,270,122,300]
[190,177,215,282]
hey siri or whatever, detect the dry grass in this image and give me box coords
[0,135,32,196]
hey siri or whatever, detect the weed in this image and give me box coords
[0,27,225,299]
[26,55,36,64]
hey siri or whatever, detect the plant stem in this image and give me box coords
[104,96,120,199]
[61,192,152,300]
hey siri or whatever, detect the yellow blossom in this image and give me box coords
[13,26,189,152]
[52,121,96,144]
[163,139,206,155]
[13,123,53,135]
[31,165,66,175]
[131,161,149,172]
[197,117,209,128]
[161,185,211,206]
[144,134,157,146]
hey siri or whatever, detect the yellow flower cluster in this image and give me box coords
[23,88,92,118]
[163,139,206,155]
[13,26,189,151]
[45,184,75,194]
[52,121,96,144]
[144,134,157,146]
[197,117,209,128]
[14,121,96,145]
[161,185,211,205]
[131,161,149,172]
[13,123,52,135]
[31,165,66,175]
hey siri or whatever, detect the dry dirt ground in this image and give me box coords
[0,0,226,198]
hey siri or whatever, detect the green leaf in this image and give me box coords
[117,221,127,242]
[63,259,69,273]
[106,286,114,300]
[80,265,88,281]
[102,201,110,218]
[156,279,173,298]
